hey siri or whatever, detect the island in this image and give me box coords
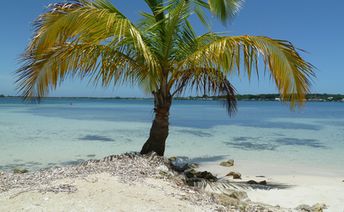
[1,93,344,102]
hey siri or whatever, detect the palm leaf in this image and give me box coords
[17,43,149,98]
[177,35,315,107]
[33,0,159,70]
[18,0,161,98]
[172,67,237,114]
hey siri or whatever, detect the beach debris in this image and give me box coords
[168,157,199,173]
[0,152,210,204]
[188,163,199,169]
[213,193,241,207]
[156,164,174,177]
[219,160,234,167]
[171,162,188,173]
[296,204,312,212]
[1,152,167,193]
[213,190,287,212]
[184,169,217,187]
[213,189,248,204]
[44,184,78,194]
[0,152,288,211]
[168,156,177,161]
[82,177,98,183]
[156,165,169,173]
[13,168,29,174]
[185,177,203,187]
[227,190,248,201]
[296,203,327,212]
[311,203,327,212]
[247,180,267,185]
[226,172,242,179]
[185,169,217,181]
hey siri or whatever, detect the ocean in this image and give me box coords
[0,97,343,174]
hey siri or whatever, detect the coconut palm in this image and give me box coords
[17,0,314,156]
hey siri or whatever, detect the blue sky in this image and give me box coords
[0,0,343,97]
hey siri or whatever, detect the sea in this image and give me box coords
[0,97,343,174]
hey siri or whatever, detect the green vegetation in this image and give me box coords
[16,0,314,156]
[1,94,343,102]
[306,94,344,102]
[0,94,5,98]
[176,94,344,102]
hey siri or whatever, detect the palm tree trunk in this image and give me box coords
[140,92,172,156]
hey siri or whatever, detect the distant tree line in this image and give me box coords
[236,94,344,101]
[1,93,343,102]
[176,94,344,102]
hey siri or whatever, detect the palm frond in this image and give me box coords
[208,0,243,23]
[18,0,161,98]
[190,0,243,23]
[172,67,237,115]
[177,35,315,107]
[144,0,165,22]
[17,43,148,98]
[174,32,220,62]
[31,0,159,70]
[159,0,193,61]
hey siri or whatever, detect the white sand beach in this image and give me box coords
[1,153,342,211]
[0,153,222,212]
[246,175,344,212]
[199,160,344,211]
[0,173,218,212]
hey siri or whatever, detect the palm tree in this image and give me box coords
[17,0,314,156]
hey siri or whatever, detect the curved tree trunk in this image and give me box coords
[140,92,172,156]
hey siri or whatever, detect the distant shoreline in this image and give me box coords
[1,93,344,102]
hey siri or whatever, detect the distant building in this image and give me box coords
[275,98,281,101]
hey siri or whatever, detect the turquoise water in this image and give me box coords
[0,98,343,173]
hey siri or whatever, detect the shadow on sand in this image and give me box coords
[228,181,294,190]
[204,179,294,193]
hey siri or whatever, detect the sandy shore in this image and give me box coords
[0,153,272,212]
[199,160,344,211]
[0,153,222,212]
[1,153,342,211]
[246,175,344,212]
[0,173,218,212]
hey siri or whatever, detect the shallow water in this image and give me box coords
[0,98,343,174]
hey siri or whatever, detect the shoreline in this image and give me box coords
[1,152,341,211]
[0,173,220,212]
[1,95,344,103]
[200,158,344,178]
[0,153,223,211]
[197,160,344,211]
